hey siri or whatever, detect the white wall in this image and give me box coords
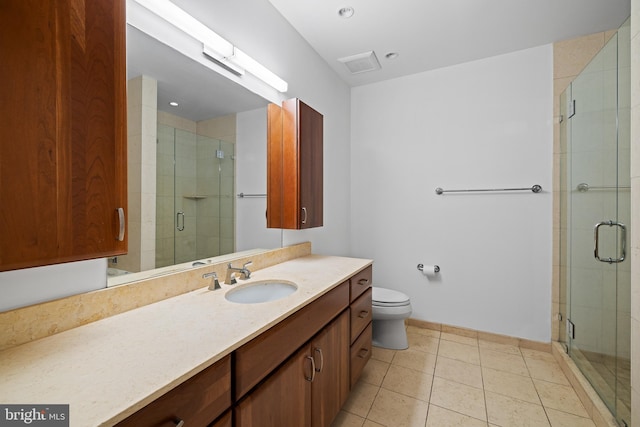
[350,45,554,342]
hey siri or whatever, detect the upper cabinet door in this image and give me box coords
[267,98,323,230]
[0,0,127,271]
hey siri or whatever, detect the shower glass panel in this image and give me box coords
[561,18,630,426]
[156,124,235,268]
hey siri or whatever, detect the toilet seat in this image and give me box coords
[372,287,410,307]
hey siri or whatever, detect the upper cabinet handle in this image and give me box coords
[174,419,185,427]
[302,207,307,224]
[116,207,125,241]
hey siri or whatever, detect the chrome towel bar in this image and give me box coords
[435,185,542,195]
[237,193,267,198]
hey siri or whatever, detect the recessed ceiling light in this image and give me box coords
[385,52,399,60]
[169,101,179,107]
[338,7,354,18]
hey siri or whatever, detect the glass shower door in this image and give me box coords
[565,21,631,426]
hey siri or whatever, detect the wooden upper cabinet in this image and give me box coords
[0,0,127,271]
[267,98,323,229]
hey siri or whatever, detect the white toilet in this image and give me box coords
[371,287,412,350]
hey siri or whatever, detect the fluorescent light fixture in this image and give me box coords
[132,0,288,93]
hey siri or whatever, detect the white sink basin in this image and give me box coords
[225,280,298,304]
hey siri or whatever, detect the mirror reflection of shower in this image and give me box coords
[156,116,235,268]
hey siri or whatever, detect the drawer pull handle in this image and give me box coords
[305,355,316,382]
[357,278,370,286]
[358,348,370,359]
[314,347,324,372]
[358,310,369,318]
[174,419,185,427]
[116,207,125,241]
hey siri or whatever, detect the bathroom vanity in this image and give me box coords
[0,255,372,427]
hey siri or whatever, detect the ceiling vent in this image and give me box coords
[338,51,381,74]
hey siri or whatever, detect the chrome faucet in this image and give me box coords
[203,272,220,290]
[225,261,252,284]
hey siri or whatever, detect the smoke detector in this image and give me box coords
[338,51,381,74]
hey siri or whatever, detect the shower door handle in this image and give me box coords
[594,220,626,263]
[176,211,185,232]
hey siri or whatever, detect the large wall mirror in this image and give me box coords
[108,23,284,286]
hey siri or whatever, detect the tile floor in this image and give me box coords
[332,325,597,427]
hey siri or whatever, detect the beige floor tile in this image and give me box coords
[406,325,441,338]
[342,380,380,418]
[533,379,589,418]
[435,356,483,389]
[438,340,481,365]
[362,420,386,427]
[407,332,439,354]
[441,332,479,346]
[524,357,570,385]
[367,388,429,427]
[479,348,529,376]
[360,358,390,386]
[479,339,522,356]
[482,367,540,404]
[426,404,489,427]
[520,348,556,362]
[372,346,396,363]
[381,364,433,401]
[430,377,487,421]
[331,410,365,427]
[485,391,550,427]
[392,347,437,374]
[545,408,596,427]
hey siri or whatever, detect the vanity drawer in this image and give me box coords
[115,355,231,427]
[350,265,372,302]
[350,323,372,388]
[350,288,372,344]
[234,281,349,400]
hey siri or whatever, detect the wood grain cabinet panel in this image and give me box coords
[350,323,373,388]
[350,288,372,344]
[0,0,127,271]
[267,98,323,229]
[115,356,231,427]
[350,265,373,302]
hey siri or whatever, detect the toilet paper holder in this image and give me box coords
[417,264,440,273]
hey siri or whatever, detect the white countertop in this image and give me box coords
[0,255,372,426]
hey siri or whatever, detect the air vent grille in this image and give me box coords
[338,51,381,74]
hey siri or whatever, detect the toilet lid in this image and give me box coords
[372,287,410,306]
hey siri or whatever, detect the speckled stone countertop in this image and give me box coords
[0,255,372,426]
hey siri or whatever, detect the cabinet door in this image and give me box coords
[292,99,323,229]
[267,98,323,229]
[235,345,312,427]
[0,0,127,271]
[311,311,350,427]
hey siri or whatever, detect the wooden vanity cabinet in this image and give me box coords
[115,355,231,427]
[349,266,373,387]
[235,311,349,427]
[0,0,128,271]
[267,98,323,229]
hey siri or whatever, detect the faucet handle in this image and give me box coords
[203,272,220,290]
[243,261,253,268]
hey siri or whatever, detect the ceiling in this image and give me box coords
[126,0,631,121]
[268,0,630,86]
